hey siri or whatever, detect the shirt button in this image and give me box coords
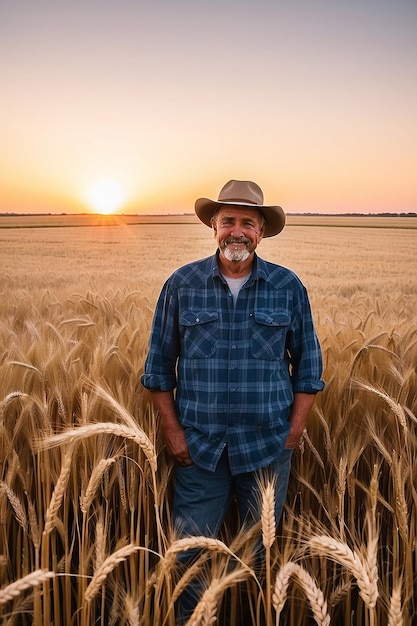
[195,317,199,322]
[231,344,236,349]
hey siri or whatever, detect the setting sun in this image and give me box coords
[84,179,127,215]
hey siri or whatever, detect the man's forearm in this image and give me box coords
[150,390,192,465]
[285,392,317,449]
[150,390,179,429]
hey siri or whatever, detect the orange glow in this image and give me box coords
[83,180,128,215]
[1,3,416,215]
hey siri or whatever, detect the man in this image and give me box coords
[141,179,324,621]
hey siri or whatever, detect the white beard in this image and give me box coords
[223,246,251,262]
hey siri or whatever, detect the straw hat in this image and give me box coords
[195,179,285,237]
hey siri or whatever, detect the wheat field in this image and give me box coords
[0,214,416,625]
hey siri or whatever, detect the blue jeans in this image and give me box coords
[172,446,293,623]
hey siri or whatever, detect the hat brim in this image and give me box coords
[195,198,285,238]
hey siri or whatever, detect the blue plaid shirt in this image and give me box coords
[141,252,324,475]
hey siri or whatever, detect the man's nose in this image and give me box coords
[230,224,244,237]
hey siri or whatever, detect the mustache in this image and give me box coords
[224,237,251,245]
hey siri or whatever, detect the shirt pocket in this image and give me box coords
[180,310,219,358]
[250,310,291,361]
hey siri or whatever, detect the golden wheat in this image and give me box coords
[35,422,157,471]
[261,481,276,550]
[0,481,28,532]
[164,536,249,573]
[84,544,140,603]
[387,581,403,626]
[80,457,117,514]
[187,569,249,626]
[273,562,330,626]
[43,445,74,534]
[0,570,55,605]
[307,535,378,608]
[1,217,416,625]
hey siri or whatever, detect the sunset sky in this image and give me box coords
[1,0,416,215]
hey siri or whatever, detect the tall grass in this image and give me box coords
[1,219,416,624]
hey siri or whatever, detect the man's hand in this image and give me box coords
[285,392,317,449]
[162,423,193,466]
[150,390,193,466]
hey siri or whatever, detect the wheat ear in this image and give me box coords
[84,544,140,603]
[125,594,141,626]
[328,578,352,607]
[0,391,28,417]
[165,536,252,576]
[261,481,276,549]
[391,454,409,542]
[0,481,28,531]
[0,570,54,604]
[353,380,408,435]
[273,562,330,626]
[80,457,116,514]
[307,535,378,608]
[36,422,156,471]
[187,569,248,626]
[387,581,403,626]
[170,557,207,607]
[44,445,74,534]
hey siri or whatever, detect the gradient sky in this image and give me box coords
[1,0,416,215]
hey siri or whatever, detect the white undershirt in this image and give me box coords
[223,273,251,304]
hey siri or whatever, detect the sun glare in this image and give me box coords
[84,179,127,214]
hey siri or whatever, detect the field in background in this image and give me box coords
[1,215,416,625]
[1,213,417,229]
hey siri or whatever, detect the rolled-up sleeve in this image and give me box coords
[141,280,179,391]
[287,286,324,394]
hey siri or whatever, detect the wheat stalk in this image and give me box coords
[84,544,140,603]
[0,570,55,604]
[35,422,157,471]
[169,556,207,608]
[164,536,250,574]
[391,453,409,542]
[187,569,248,626]
[387,581,403,626]
[0,391,28,419]
[302,428,325,470]
[261,481,276,550]
[261,479,276,626]
[27,493,41,549]
[125,594,141,626]
[87,382,156,445]
[186,577,221,626]
[0,481,28,531]
[272,561,330,626]
[80,457,116,514]
[7,361,41,374]
[352,380,408,435]
[307,535,378,608]
[44,445,74,534]
[117,457,128,512]
[95,516,106,570]
[328,578,352,607]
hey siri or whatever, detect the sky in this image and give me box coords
[1,0,416,215]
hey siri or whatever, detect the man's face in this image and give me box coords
[212,207,264,262]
